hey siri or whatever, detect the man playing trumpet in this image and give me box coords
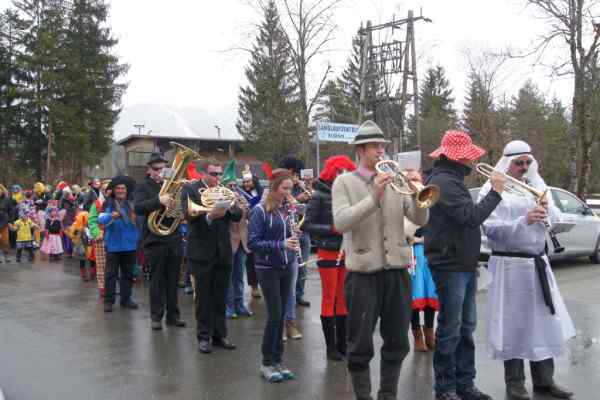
[332,120,428,400]
[478,140,575,399]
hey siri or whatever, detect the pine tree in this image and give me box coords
[510,81,547,161]
[236,0,301,163]
[407,65,457,169]
[462,71,500,164]
[60,0,128,181]
[542,98,570,187]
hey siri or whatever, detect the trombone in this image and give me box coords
[475,163,565,253]
[375,159,440,209]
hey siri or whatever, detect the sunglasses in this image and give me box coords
[513,159,533,167]
[208,172,223,177]
[151,166,164,172]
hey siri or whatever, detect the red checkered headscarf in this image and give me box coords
[429,130,485,162]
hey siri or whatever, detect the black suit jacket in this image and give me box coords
[134,175,180,247]
[181,180,243,266]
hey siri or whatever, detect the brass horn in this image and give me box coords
[147,142,202,236]
[375,159,440,209]
[475,162,565,253]
[187,185,237,217]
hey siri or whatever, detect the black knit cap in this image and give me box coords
[278,156,305,174]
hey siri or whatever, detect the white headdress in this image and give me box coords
[480,140,547,196]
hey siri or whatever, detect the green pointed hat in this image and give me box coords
[221,160,237,186]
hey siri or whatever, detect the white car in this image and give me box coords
[469,187,600,263]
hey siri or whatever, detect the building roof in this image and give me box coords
[113,103,242,145]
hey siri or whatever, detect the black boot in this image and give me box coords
[377,360,402,400]
[321,316,343,361]
[335,315,347,356]
[349,368,373,400]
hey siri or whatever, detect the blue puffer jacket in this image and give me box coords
[248,204,296,269]
[98,199,139,253]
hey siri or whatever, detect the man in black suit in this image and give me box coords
[134,152,186,331]
[182,160,243,353]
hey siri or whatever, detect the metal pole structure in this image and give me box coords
[316,129,320,176]
[409,11,422,166]
[134,124,145,135]
[358,21,372,123]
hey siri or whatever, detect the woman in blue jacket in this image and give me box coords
[248,171,299,383]
[98,176,139,313]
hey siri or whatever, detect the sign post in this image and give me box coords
[316,122,359,175]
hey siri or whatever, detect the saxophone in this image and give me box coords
[148,142,202,236]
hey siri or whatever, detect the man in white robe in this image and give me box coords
[478,140,575,400]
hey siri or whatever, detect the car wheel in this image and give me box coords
[590,237,600,264]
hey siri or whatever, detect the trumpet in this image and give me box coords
[374,158,440,209]
[475,163,565,253]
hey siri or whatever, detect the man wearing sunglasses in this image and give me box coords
[478,141,575,400]
[182,160,243,354]
[134,152,187,331]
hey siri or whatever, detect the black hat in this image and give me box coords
[107,175,136,196]
[278,156,305,174]
[147,152,168,166]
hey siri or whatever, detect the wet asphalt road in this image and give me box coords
[0,256,599,400]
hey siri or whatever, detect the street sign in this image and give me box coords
[317,122,359,142]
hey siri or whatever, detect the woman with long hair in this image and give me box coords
[248,171,299,383]
[305,155,356,361]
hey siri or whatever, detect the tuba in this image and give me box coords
[147,142,202,236]
[187,185,237,217]
[375,159,440,209]
[475,163,565,253]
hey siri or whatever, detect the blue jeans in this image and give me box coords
[296,232,310,300]
[284,258,299,321]
[227,246,248,311]
[431,270,478,394]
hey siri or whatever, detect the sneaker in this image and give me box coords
[274,363,295,380]
[226,306,237,319]
[285,320,303,340]
[236,305,253,317]
[457,386,492,400]
[251,286,262,299]
[260,365,283,383]
[296,298,311,307]
[436,391,462,400]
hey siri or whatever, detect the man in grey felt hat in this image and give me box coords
[332,120,429,400]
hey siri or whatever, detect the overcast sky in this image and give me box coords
[1,0,582,117]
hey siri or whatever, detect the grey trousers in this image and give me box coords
[345,268,412,372]
[504,358,554,387]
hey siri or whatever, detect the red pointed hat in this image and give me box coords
[429,130,486,161]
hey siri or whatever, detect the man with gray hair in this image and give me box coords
[333,120,428,400]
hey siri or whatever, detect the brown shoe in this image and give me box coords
[412,327,428,352]
[286,320,303,340]
[251,286,262,299]
[424,327,436,350]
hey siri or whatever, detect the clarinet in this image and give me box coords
[284,197,304,266]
